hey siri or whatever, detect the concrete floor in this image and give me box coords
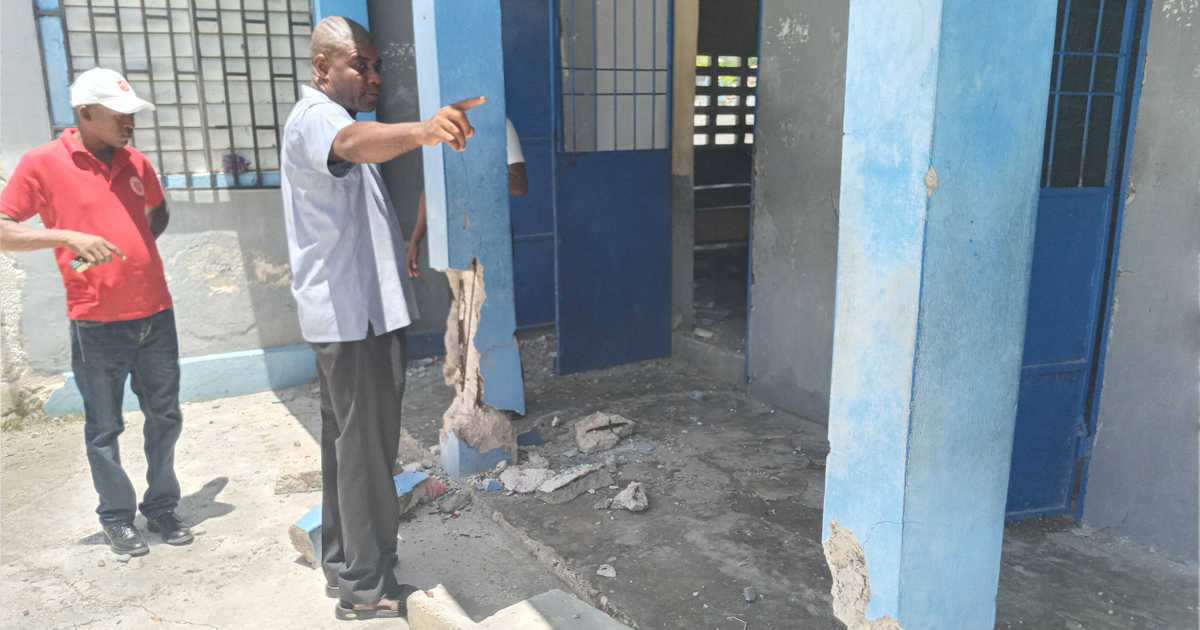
[2,334,1196,629]
[414,334,1198,630]
[0,382,565,630]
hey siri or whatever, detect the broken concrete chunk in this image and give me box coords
[274,470,322,495]
[574,412,636,454]
[495,460,508,473]
[610,481,649,512]
[636,442,653,455]
[551,416,562,427]
[526,452,549,468]
[823,519,904,630]
[593,497,614,510]
[596,564,617,578]
[693,328,714,339]
[604,454,619,474]
[499,467,554,494]
[744,586,757,602]
[538,464,616,505]
[402,462,424,473]
[438,492,472,514]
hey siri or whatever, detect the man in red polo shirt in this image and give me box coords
[0,68,192,556]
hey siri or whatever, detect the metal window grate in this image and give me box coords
[1042,0,1138,188]
[34,0,313,189]
[558,0,671,153]
[692,53,756,147]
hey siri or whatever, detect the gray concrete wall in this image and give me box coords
[1,0,451,395]
[1084,2,1200,561]
[746,1,847,422]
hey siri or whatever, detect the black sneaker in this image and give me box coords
[146,511,194,545]
[103,523,149,556]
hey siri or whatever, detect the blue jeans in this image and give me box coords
[71,308,183,526]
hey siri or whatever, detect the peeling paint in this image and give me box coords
[777,16,811,43]
[823,519,904,630]
[441,258,517,455]
[1162,0,1197,26]
[924,165,938,197]
[250,254,293,287]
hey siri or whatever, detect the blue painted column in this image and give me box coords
[412,0,523,415]
[823,1,1056,628]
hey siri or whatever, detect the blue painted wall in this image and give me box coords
[824,0,1056,627]
[412,0,525,413]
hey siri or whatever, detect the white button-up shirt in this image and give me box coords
[280,85,419,343]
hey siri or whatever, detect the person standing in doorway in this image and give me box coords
[280,16,484,620]
[0,68,192,556]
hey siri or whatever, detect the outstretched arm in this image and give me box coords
[331,96,487,164]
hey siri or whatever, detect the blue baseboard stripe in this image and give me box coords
[43,329,447,416]
[43,344,319,416]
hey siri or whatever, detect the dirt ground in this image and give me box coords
[2,333,1196,630]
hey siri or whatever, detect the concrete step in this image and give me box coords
[407,586,629,630]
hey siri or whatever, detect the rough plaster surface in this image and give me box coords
[1084,2,1200,560]
[746,0,848,421]
[441,259,516,455]
[823,519,903,630]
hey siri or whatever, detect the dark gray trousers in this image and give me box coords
[311,325,407,604]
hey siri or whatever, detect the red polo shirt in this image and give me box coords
[1,129,172,321]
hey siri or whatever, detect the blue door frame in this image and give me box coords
[1006,0,1152,521]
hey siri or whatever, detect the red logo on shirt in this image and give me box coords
[117,79,131,92]
[129,176,145,196]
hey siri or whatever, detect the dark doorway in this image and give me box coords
[690,0,760,364]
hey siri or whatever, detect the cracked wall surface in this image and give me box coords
[441,258,516,454]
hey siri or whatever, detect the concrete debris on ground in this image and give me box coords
[551,415,562,427]
[574,412,636,454]
[538,464,615,505]
[692,328,714,339]
[526,452,550,468]
[689,390,705,402]
[494,460,508,473]
[500,467,554,494]
[743,586,757,602]
[635,442,654,455]
[274,470,322,494]
[402,461,425,473]
[596,564,617,578]
[609,481,649,512]
[437,491,473,514]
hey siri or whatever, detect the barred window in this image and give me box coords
[35,0,314,189]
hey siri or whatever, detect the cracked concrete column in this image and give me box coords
[822,1,1056,628]
[413,0,524,477]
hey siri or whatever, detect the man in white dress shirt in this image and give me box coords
[280,16,483,620]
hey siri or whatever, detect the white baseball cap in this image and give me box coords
[70,68,155,114]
